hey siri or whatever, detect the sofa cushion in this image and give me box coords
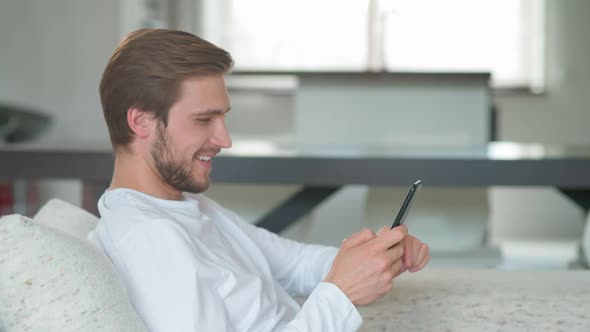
[0,214,146,331]
[34,198,99,240]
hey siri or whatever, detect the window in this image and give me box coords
[200,0,545,90]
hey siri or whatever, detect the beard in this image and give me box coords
[151,125,209,194]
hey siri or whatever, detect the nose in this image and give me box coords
[211,119,232,149]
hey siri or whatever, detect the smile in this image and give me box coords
[196,155,212,161]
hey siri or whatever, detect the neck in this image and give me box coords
[110,152,184,201]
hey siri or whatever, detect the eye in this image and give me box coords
[195,118,212,125]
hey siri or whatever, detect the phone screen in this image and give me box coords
[391,180,422,229]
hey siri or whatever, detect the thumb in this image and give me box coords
[376,226,389,236]
[342,228,375,248]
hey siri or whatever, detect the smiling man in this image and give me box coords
[89,29,430,332]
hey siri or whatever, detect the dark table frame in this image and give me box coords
[3,148,590,233]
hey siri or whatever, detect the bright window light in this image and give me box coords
[201,0,545,90]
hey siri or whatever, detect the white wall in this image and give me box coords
[490,0,589,242]
[0,0,118,145]
[0,0,120,208]
[496,0,590,145]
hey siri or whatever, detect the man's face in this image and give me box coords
[150,75,231,194]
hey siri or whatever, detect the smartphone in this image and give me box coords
[391,180,422,229]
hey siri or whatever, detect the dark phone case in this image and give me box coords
[391,180,422,229]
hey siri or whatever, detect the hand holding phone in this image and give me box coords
[391,180,422,229]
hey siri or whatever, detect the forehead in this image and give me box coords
[173,75,230,113]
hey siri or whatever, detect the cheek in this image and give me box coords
[169,142,198,162]
[168,126,212,158]
[183,129,211,146]
[185,144,205,162]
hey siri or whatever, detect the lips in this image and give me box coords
[194,149,220,161]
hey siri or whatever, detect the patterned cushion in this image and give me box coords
[34,198,98,240]
[0,214,146,331]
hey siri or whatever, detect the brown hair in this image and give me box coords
[99,29,234,149]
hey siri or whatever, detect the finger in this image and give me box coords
[342,228,375,248]
[384,243,405,265]
[402,236,414,268]
[413,252,431,272]
[394,260,407,277]
[389,258,404,279]
[416,243,429,266]
[410,244,430,272]
[376,226,389,236]
[370,225,408,252]
[408,237,422,268]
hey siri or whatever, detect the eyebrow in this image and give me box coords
[192,107,231,117]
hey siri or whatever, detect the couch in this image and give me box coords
[0,199,146,331]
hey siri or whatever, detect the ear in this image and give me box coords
[127,107,155,139]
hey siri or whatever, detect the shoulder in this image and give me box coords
[97,190,193,249]
[117,218,196,261]
[100,216,204,282]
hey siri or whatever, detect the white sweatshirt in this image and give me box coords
[88,189,362,331]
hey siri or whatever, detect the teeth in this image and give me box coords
[197,155,212,161]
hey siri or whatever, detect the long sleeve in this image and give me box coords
[108,221,234,332]
[215,208,364,331]
[283,282,362,331]
[106,218,363,332]
[219,206,338,295]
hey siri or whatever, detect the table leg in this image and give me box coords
[256,186,341,233]
[558,188,590,268]
[559,188,590,211]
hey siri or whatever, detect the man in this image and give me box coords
[89,29,430,331]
